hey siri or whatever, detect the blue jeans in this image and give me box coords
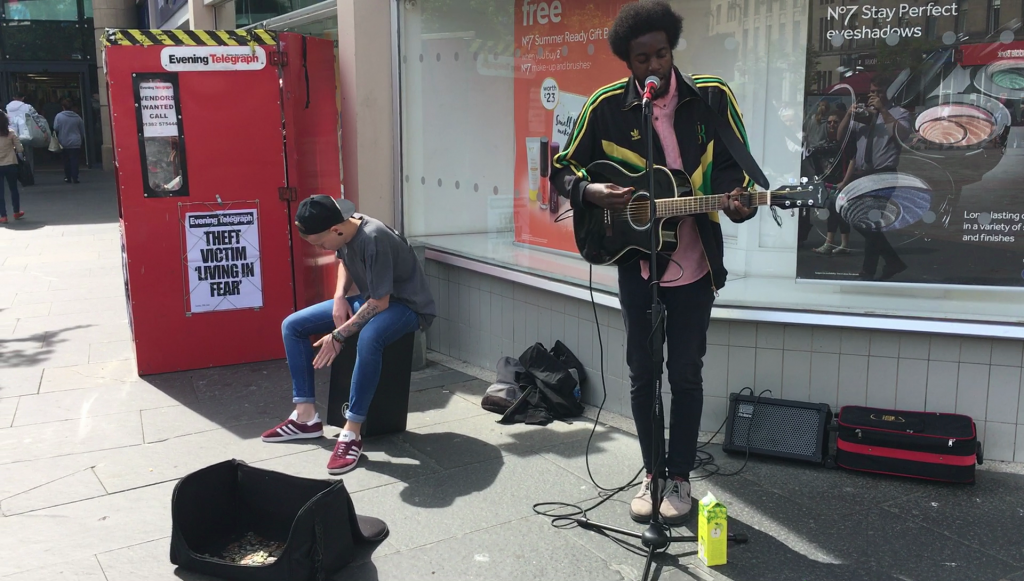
[281,297,419,423]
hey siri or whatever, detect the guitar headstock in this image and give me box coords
[766,183,830,210]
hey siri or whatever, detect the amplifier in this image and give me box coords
[723,392,833,464]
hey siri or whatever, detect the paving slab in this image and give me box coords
[0,397,17,428]
[4,251,101,266]
[1,557,108,581]
[12,380,195,426]
[405,386,491,431]
[48,296,128,317]
[535,423,646,488]
[39,359,140,393]
[884,469,1024,566]
[707,470,1020,581]
[409,362,476,392]
[88,420,322,493]
[0,367,42,399]
[0,410,143,466]
[189,360,296,402]
[87,339,135,364]
[399,411,604,471]
[441,378,491,408]
[348,452,594,552]
[0,481,174,577]
[140,389,292,442]
[337,515,626,581]
[1,465,107,516]
[11,310,127,337]
[0,448,111,505]
[252,434,445,494]
[11,286,125,306]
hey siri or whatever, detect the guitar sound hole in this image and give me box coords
[625,192,651,230]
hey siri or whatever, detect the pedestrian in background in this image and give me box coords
[53,99,85,184]
[6,93,37,172]
[0,112,24,224]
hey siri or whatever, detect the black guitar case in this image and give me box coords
[170,459,388,580]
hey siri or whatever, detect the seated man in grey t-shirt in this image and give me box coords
[262,195,436,475]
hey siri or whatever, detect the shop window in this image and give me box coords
[3,0,78,20]
[133,73,188,198]
[399,0,1024,326]
[988,0,1001,33]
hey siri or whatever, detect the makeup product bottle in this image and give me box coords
[526,137,541,202]
[539,137,550,210]
[548,142,561,215]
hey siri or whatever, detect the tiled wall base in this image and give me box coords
[424,260,1024,463]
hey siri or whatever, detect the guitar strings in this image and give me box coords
[612,189,807,221]
[613,194,772,221]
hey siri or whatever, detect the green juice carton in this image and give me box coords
[697,491,727,566]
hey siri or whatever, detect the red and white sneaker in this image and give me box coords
[327,431,363,475]
[261,411,324,442]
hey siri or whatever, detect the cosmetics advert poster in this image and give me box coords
[797,0,1024,287]
[513,0,629,253]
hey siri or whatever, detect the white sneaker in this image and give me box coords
[629,474,662,523]
[659,479,692,525]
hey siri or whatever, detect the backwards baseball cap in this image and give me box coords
[294,195,357,235]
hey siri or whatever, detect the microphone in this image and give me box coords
[642,75,660,105]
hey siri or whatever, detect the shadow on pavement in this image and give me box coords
[0,325,93,368]
[8,170,118,228]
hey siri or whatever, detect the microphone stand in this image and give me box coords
[572,84,748,581]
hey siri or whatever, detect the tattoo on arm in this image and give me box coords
[338,300,384,338]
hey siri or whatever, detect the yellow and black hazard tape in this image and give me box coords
[103,29,277,47]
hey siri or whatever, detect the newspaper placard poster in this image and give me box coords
[138,80,178,138]
[184,209,263,313]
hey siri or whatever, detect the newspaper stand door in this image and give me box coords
[105,30,341,375]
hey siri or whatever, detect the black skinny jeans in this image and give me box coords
[0,164,19,218]
[618,260,715,480]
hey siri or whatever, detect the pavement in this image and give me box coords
[2,171,1024,581]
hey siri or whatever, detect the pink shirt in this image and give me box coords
[639,73,710,286]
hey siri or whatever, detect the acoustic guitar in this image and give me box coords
[573,160,820,266]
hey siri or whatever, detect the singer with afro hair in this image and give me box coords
[550,0,759,526]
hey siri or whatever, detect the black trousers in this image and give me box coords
[0,164,19,217]
[858,229,901,275]
[826,195,851,235]
[618,260,715,480]
[63,148,81,181]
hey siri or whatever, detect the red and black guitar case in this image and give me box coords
[834,406,983,484]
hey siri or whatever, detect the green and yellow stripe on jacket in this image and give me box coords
[552,72,753,222]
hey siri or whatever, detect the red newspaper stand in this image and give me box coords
[104,29,342,375]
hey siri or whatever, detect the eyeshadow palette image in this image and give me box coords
[915,103,996,146]
[973,58,1024,100]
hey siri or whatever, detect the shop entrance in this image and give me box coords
[0,63,100,170]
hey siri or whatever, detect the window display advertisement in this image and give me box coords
[798,0,1024,287]
[513,0,631,253]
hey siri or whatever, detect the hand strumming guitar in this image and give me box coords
[721,188,753,222]
[584,182,634,210]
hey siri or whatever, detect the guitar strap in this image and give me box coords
[679,73,770,191]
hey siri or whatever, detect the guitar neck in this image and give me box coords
[655,192,772,218]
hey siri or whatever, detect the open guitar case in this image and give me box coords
[170,459,388,581]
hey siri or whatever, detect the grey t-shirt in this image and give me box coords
[336,215,436,330]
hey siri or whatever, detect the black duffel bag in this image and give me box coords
[498,341,586,425]
[170,459,388,581]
